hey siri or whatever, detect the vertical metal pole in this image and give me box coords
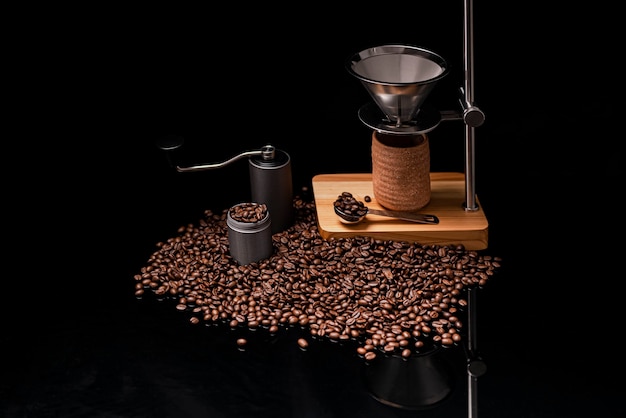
[468,371,479,418]
[466,287,479,362]
[467,287,479,418]
[463,0,480,211]
[464,125,477,211]
[466,287,488,418]
[464,0,476,107]
[464,2,486,416]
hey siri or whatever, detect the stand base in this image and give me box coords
[312,172,489,250]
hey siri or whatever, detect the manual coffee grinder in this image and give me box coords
[157,137,294,235]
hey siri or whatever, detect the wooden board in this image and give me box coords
[311,172,489,250]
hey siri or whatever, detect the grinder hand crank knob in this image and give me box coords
[156,134,185,168]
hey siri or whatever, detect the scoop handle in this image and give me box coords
[367,208,439,224]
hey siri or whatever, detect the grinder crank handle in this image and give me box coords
[156,135,276,172]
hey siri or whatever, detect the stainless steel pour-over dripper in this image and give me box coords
[346,45,449,134]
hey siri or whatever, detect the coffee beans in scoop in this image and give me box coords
[333,192,368,218]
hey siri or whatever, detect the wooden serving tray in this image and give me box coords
[311,172,489,250]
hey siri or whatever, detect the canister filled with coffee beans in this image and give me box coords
[227,202,273,265]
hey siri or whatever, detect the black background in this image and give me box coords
[3,2,623,417]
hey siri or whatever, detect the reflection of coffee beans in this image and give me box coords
[135,196,502,362]
[297,338,309,349]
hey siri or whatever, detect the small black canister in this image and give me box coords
[227,202,273,265]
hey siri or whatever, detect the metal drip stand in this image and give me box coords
[437,0,488,415]
[433,1,488,416]
[350,1,488,417]
[315,1,491,250]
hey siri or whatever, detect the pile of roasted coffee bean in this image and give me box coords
[134,195,501,362]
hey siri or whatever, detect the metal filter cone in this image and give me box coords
[346,45,448,126]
